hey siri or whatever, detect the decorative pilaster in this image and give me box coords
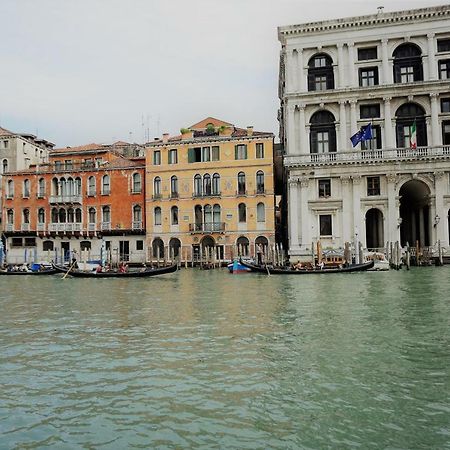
[350,100,358,138]
[299,104,307,155]
[427,33,437,81]
[297,48,306,91]
[288,177,300,249]
[341,176,352,243]
[299,177,310,248]
[337,43,345,88]
[381,38,390,84]
[339,100,347,151]
[430,92,440,146]
[287,105,296,155]
[386,173,399,243]
[347,42,355,87]
[383,97,394,149]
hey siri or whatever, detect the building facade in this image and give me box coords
[2,143,146,264]
[279,5,450,259]
[146,117,275,263]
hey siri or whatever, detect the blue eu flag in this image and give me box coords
[350,123,373,147]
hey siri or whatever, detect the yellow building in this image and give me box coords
[145,117,275,264]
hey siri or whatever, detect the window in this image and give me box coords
[400,66,415,83]
[102,206,111,224]
[256,143,264,159]
[360,104,381,119]
[154,207,161,226]
[212,173,220,195]
[442,98,450,113]
[319,214,332,236]
[317,132,329,153]
[395,103,427,148]
[310,110,336,154]
[171,206,178,225]
[358,47,378,61]
[237,172,246,195]
[235,144,247,160]
[43,241,54,251]
[361,125,382,150]
[359,67,379,86]
[194,174,202,196]
[153,177,161,197]
[38,178,45,197]
[439,59,450,80]
[136,240,144,251]
[75,208,82,223]
[318,179,331,198]
[2,159,8,173]
[54,161,62,170]
[203,174,211,196]
[257,202,265,222]
[51,208,58,223]
[204,204,212,229]
[238,203,247,222]
[7,179,14,198]
[133,205,142,223]
[393,44,423,83]
[80,241,91,251]
[437,38,450,53]
[3,140,9,149]
[88,176,96,196]
[168,149,178,164]
[65,160,73,170]
[132,173,141,193]
[367,177,380,196]
[308,53,334,91]
[102,175,110,195]
[83,158,94,168]
[23,179,30,198]
[12,238,23,247]
[170,176,178,197]
[443,121,450,145]
[213,204,221,229]
[24,237,36,247]
[153,150,161,165]
[23,208,30,224]
[38,208,45,223]
[211,146,220,161]
[7,209,14,224]
[256,171,265,194]
[202,147,211,162]
[88,207,96,224]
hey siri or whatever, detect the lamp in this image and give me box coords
[397,217,403,228]
[434,215,440,227]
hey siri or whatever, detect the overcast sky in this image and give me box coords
[0,0,443,147]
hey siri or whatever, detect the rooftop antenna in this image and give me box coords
[129,131,133,143]
[377,6,384,14]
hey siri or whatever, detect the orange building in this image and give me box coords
[2,143,146,265]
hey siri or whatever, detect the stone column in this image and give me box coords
[299,178,311,249]
[427,33,437,81]
[352,175,362,245]
[350,100,358,138]
[426,118,432,148]
[286,49,296,93]
[434,171,448,246]
[341,176,352,244]
[387,173,400,244]
[381,38,390,84]
[337,43,345,88]
[287,105,296,155]
[383,97,394,149]
[430,92,440,146]
[419,207,425,247]
[339,100,347,151]
[299,104,307,155]
[347,42,355,87]
[288,178,300,250]
[298,48,306,91]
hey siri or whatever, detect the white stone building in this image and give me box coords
[278,5,450,259]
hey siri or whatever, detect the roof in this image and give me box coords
[189,117,234,130]
[0,126,15,137]
[51,143,106,154]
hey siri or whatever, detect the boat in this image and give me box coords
[0,268,58,275]
[227,259,251,274]
[239,259,374,274]
[364,252,390,271]
[52,263,178,278]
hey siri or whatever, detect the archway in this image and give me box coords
[152,238,164,258]
[201,236,215,260]
[365,208,384,249]
[169,238,181,258]
[399,180,431,247]
[236,236,250,256]
[395,103,427,148]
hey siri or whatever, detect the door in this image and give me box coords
[119,241,130,262]
[61,242,70,262]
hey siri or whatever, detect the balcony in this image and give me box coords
[189,222,226,233]
[284,145,450,167]
[132,221,143,230]
[192,191,221,198]
[255,188,265,195]
[101,222,111,231]
[49,195,82,204]
[152,193,162,200]
[6,224,14,232]
[236,190,247,197]
[88,223,96,232]
[21,223,30,231]
[170,192,179,199]
[48,223,83,232]
[37,223,45,232]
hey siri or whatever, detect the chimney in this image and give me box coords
[247,126,254,137]
[162,133,169,144]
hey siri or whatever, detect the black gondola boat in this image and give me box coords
[239,259,374,274]
[52,263,178,278]
[0,268,58,276]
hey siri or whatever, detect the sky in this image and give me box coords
[0,0,444,147]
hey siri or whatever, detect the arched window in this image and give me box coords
[132,173,141,193]
[88,207,96,224]
[23,179,30,198]
[154,206,162,226]
[52,177,59,196]
[60,178,67,196]
[59,208,66,223]
[43,240,54,251]
[102,206,111,224]
[75,177,81,196]
[133,205,142,223]
[204,204,212,231]
[237,172,246,195]
[23,208,30,224]
[393,43,423,83]
[102,175,110,195]
[238,203,247,223]
[256,171,265,194]
[257,202,265,222]
[67,208,75,223]
[213,204,221,231]
[203,173,211,196]
[395,103,427,148]
[75,208,82,223]
[2,159,8,174]
[7,179,14,198]
[308,53,334,91]
[153,177,161,197]
[171,206,178,225]
[194,174,202,196]
[51,207,58,223]
[171,176,178,198]
[67,177,74,196]
[80,241,91,251]
[38,178,45,197]
[88,176,96,196]
[212,173,220,195]
[236,236,250,256]
[310,110,336,154]
[7,209,14,224]
[38,208,45,224]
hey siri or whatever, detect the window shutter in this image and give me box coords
[374,68,379,85]
[329,128,337,152]
[244,145,247,159]
[188,148,195,163]
[235,145,238,160]
[310,130,318,153]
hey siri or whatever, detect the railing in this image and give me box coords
[236,190,247,196]
[132,221,143,230]
[255,188,265,195]
[152,193,162,200]
[101,222,111,231]
[192,191,221,198]
[47,223,85,232]
[37,223,45,231]
[6,224,14,232]
[189,222,226,233]
[88,223,96,232]
[284,145,450,166]
[21,223,30,231]
[49,195,82,204]
[170,192,179,199]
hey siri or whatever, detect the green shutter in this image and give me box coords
[235,145,238,160]
[244,145,247,159]
[188,148,195,163]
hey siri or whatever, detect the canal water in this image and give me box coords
[1,268,449,449]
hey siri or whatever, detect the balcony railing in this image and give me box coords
[152,193,162,200]
[189,222,226,233]
[132,221,143,230]
[192,191,221,198]
[284,145,450,167]
[101,222,111,231]
[170,192,179,199]
[48,223,83,232]
[37,223,45,231]
[21,223,30,231]
[88,223,96,232]
[6,224,14,232]
[49,195,82,204]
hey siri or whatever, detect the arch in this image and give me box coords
[152,237,164,258]
[60,177,67,196]
[395,103,427,148]
[169,237,181,258]
[38,208,45,224]
[238,203,247,222]
[257,202,265,222]
[204,204,212,230]
[23,179,30,197]
[194,205,203,231]
[43,240,54,251]
[7,209,14,224]
[88,176,96,196]
[132,172,141,193]
[365,208,384,249]
[102,205,111,223]
[23,208,30,224]
[67,177,74,196]
[58,208,66,223]
[133,204,142,223]
[212,173,220,195]
[2,159,8,174]
[75,208,82,223]
[201,235,215,250]
[88,207,96,224]
[75,177,82,195]
[51,207,58,223]
[237,171,246,195]
[52,177,59,196]
[102,175,110,194]
[7,179,14,197]
[310,110,336,153]
[255,236,269,257]
[236,236,250,256]
[153,176,161,196]
[38,178,45,197]
[170,175,178,197]
[212,204,221,231]
[203,173,211,196]
[256,170,265,194]
[393,43,423,83]
[194,174,202,196]
[308,53,334,91]
[399,180,431,247]
[154,206,161,226]
[171,205,178,225]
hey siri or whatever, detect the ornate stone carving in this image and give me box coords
[351,175,362,184]
[427,32,435,39]
[340,175,351,185]
[383,96,392,104]
[430,92,438,100]
[407,95,414,102]
[434,171,445,180]
[300,177,309,188]
[386,173,397,184]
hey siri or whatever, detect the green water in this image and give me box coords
[0,268,449,449]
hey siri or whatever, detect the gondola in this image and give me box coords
[239,259,374,274]
[52,263,178,278]
[0,268,58,275]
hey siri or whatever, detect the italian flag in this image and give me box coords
[410,121,417,149]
